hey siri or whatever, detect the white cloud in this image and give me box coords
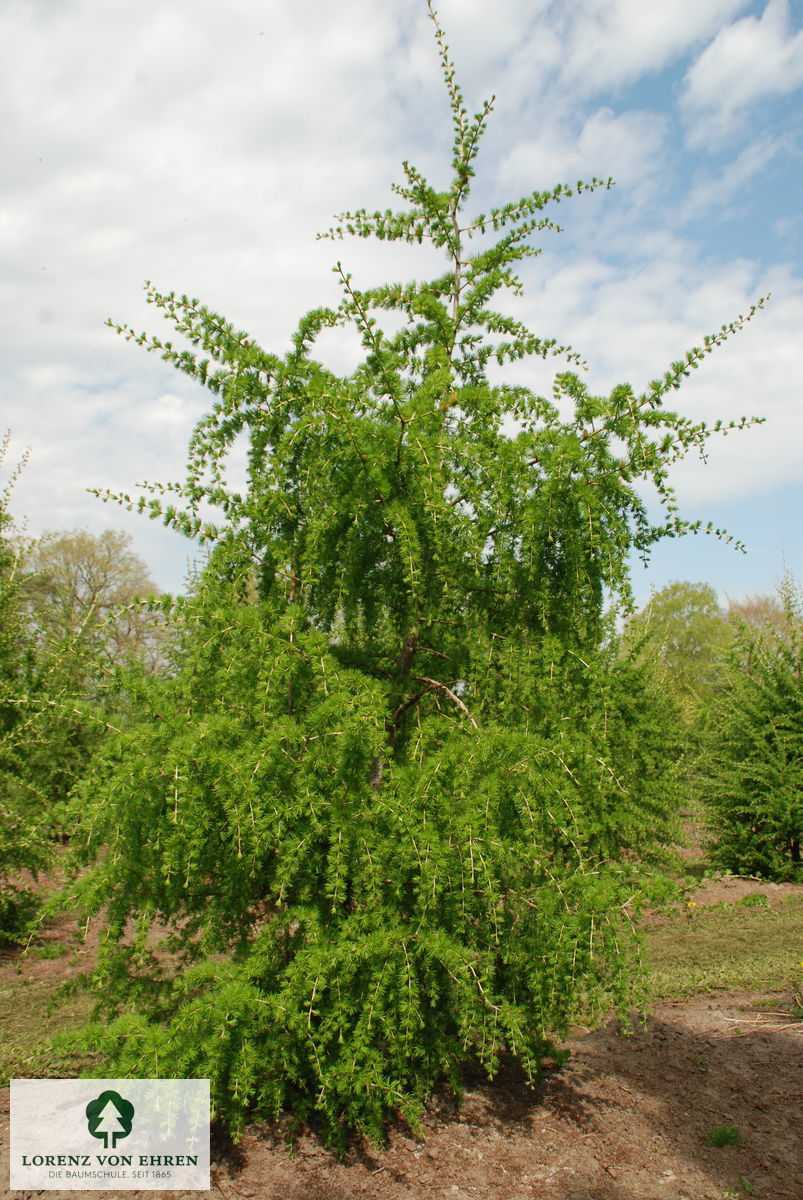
[548,0,751,95]
[0,0,801,599]
[498,106,668,196]
[683,0,803,141]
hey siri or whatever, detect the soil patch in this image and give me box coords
[666,874,802,911]
[2,988,800,1200]
[1,880,801,1200]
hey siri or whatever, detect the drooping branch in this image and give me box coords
[411,673,478,728]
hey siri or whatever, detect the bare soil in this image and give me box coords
[1,875,801,1200]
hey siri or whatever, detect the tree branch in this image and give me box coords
[411,674,477,727]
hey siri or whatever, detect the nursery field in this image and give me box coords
[1,871,801,1200]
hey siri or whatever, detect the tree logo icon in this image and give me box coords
[85,1090,135,1149]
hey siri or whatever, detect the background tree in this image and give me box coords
[705,575,803,880]
[0,433,48,943]
[622,580,731,820]
[0,434,26,747]
[12,528,167,809]
[624,581,730,721]
[64,2,762,1143]
[21,528,165,673]
[727,590,793,640]
[2,464,169,942]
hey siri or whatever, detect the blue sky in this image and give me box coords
[2,0,801,608]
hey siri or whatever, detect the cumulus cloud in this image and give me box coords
[0,0,801,598]
[546,0,751,95]
[683,0,803,141]
[498,106,668,197]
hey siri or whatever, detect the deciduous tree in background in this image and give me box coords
[2,508,168,943]
[21,528,165,674]
[622,580,731,809]
[624,581,730,718]
[14,529,166,811]
[65,2,763,1144]
[728,590,793,640]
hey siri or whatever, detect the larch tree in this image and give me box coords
[64,2,763,1144]
[0,434,48,942]
[706,575,802,881]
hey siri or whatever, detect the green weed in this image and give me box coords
[705,1125,743,1147]
[26,942,70,960]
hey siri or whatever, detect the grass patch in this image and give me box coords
[0,971,94,1084]
[705,1125,743,1147]
[27,941,71,960]
[645,893,803,999]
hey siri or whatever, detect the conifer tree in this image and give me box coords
[0,434,49,942]
[706,575,802,880]
[67,2,762,1143]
